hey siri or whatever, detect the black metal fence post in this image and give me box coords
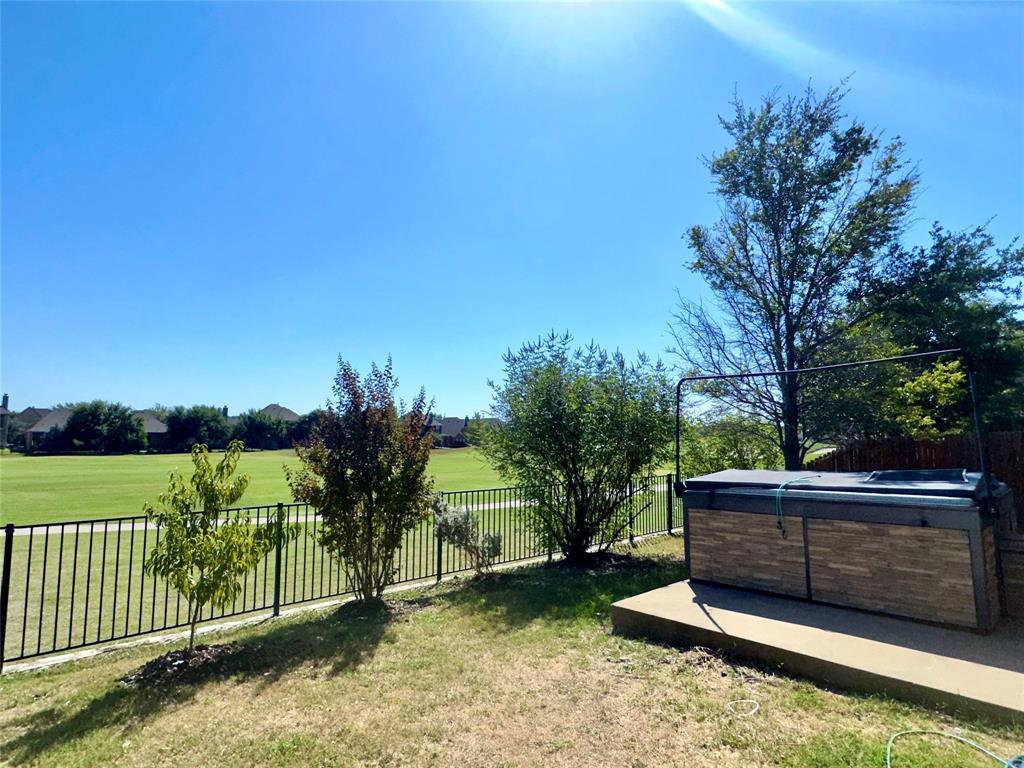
[273,503,283,617]
[0,523,14,673]
[666,474,673,534]
[435,522,443,584]
[628,478,635,546]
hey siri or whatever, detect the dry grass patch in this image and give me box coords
[1,535,1021,767]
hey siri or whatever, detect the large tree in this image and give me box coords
[41,401,148,453]
[233,409,289,450]
[869,225,1024,429]
[481,333,673,563]
[803,225,1024,442]
[165,405,231,452]
[287,358,434,602]
[670,85,917,468]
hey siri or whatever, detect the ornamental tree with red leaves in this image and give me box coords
[287,357,434,602]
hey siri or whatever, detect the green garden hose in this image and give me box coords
[885,729,1024,767]
[773,474,820,539]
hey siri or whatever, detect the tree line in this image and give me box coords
[30,402,320,454]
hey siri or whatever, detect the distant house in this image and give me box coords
[24,408,72,451]
[428,416,500,448]
[135,410,170,450]
[13,407,51,431]
[260,403,300,422]
[24,408,169,451]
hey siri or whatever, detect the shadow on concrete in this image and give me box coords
[686,580,1024,674]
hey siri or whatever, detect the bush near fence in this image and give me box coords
[805,431,1023,525]
[0,475,681,669]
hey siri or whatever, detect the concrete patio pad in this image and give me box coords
[611,579,1024,723]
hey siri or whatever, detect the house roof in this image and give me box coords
[261,403,301,422]
[428,416,500,438]
[27,409,72,433]
[13,407,51,426]
[134,411,168,434]
[437,417,468,437]
[27,408,168,435]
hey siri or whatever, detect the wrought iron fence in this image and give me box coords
[0,474,677,668]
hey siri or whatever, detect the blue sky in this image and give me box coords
[3,1,1022,417]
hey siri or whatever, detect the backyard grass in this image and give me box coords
[1,536,1020,768]
[0,448,505,525]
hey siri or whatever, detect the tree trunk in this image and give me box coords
[363,496,374,601]
[563,491,591,564]
[188,602,201,652]
[564,537,590,564]
[780,372,802,470]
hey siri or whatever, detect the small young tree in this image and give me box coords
[287,358,434,602]
[433,499,502,576]
[482,333,673,563]
[144,440,277,651]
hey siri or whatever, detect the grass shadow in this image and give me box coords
[1,599,400,765]
[3,537,686,765]
[436,534,686,630]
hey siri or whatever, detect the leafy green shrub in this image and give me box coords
[678,414,782,476]
[433,500,502,575]
[143,440,289,650]
[482,333,673,563]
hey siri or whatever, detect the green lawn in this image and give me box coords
[0,448,505,525]
[1,536,1020,768]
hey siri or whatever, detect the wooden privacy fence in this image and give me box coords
[806,431,1023,520]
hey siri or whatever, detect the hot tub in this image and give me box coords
[680,469,1013,631]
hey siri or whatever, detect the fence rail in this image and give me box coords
[0,474,679,668]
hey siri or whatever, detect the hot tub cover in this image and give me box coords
[683,469,999,500]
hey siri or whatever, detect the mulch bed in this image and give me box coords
[120,643,243,687]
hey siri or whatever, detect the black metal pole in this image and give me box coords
[628,477,635,546]
[666,473,673,534]
[273,503,283,617]
[0,523,14,673]
[675,380,683,484]
[965,364,992,512]
[673,348,980,494]
[435,526,443,584]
